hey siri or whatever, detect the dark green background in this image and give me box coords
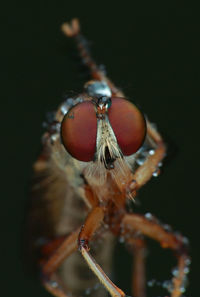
[1,1,199,297]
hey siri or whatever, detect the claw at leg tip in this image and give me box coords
[61,18,80,37]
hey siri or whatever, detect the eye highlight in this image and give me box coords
[61,101,97,162]
[108,97,146,156]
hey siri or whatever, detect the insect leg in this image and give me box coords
[61,19,123,97]
[122,213,190,297]
[125,237,146,297]
[132,240,146,297]
[79,206,126,297]
[41,227,80,297]
[127,121,166,197]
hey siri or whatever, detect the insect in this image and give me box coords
[29,18,190,297]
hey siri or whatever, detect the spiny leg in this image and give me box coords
[122,213,190,297]
[133,121,166,189]
[79,206,127,297]
[132,240,146,297]
[125,237,147,297]
[126,120,166,199]
[41,227,80,297]
[61,18,123,97]
[43,273,70,297]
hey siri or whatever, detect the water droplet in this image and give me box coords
[149,149,155,155]
[51,281,58,288]
[140,149,149,158]
[158,162,163,167]
[183,236,189,245]
[85,288,92,295]
[86,81,112,98]
[42,121,48,128]
[99,64,106,74]
[172,267,179,277]
[162,280,173,292]
[180,286,186,293]
[128,179,137,189]
[147,279,156,287]
[145,212,153,220]
[119,236,125,243]
[74,97,83,104]
[66,98,74,105]
[51,134,58,142]
[185,258,191,266]
[136,156,146,165]
[184,267,190,274]
[152,168,160,177]
[151,122,157,130]
[60,103,69,115]
[94,283,100,290]
[182,275,189,287]
[163,224,172,232]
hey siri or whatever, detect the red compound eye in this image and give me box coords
[108,97,146,156]
[61,101,97,161]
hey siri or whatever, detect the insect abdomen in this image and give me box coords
[29,132,115,297]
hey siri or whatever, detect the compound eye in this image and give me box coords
[108,97,146,156]
[61,101,97,162]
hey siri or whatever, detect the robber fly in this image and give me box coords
[29,19,190,297]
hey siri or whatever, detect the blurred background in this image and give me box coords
[1,1,199,297]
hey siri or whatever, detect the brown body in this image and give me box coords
[29,19,190,297]
[30,107,115,296]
